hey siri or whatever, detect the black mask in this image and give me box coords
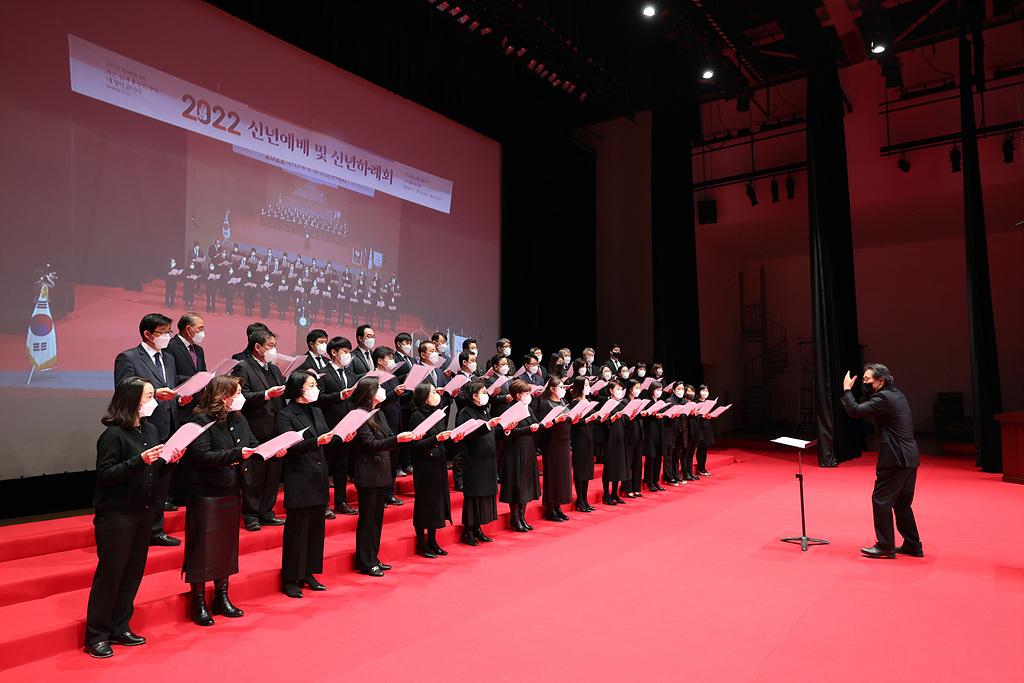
[611,351,620,359]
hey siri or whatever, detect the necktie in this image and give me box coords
[153,351,165,384]
[340,368,347,390]
[188,344,198,368]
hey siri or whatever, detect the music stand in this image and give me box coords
[772,437,830,552]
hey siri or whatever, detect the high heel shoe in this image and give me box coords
[519,506,534,531]
[509,504,527,532]
[602,494,617,505]
[574,501,590,513]
[281,580,303,599]
[301,575,327,591]
[473,526,493,543]
[613,494,626,504]
[544,506,565,522]
[190,583,215,625]
[429,538,448,556]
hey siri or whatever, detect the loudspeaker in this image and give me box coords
[697,199,718,225]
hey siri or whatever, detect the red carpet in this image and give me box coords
[2,449,1022,682]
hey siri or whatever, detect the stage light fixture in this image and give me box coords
[1003,134,1016,163]
[436,1,449,10]
[896,153,911,173]
[643,5,656,17]
[516,47,527,56]
[467,21,479,31]
[746,181,758,206]
[504,45,515,56]
[448,5,461,16]
[785,175,795,200]
[736,91,750,113]
[702,66,715,80]
[870,37,886,54]
[479,27,492,35]
[458,15,470,25]
[949,143,961,172]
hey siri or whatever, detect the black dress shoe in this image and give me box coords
[335,502,358,515]
[544,507,565,522]
[860,545,896,559]
[84,641,113,658]
[431,542,448,556]
[163,501,179,511]
[697,470,711,477]
[647,484,659,493]
[386,495,404,506]
[244,520,261,532]
[359,566,385,577]
[282,581,304,598]
[602,494,617,505]
[260,516,286,526]
[378,563,392,571]
[150,532,181,546]
[656,483,667,490]
[324,507,336,519]
[612,495,626,504]
[301,575,327,591]
[474,527,493,542]
[461,529,479,546]
[896,544,924,557]
[109,630,146,646]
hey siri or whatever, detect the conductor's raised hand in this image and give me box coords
[843,371,856,391]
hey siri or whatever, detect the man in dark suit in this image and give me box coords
[114,313,191,546]
[351,324,376,377]
[316,336,358,516]
[842,364,923,559]
[232,322,269,361]
[296,328,330,380]
[582,347,596,377]
[392,332,415,475]
[232,328,288,531]
[164,312,207,505]
[602,343,623,376]
[369,345,405,506]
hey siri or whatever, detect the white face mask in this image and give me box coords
[674,389,685,398]
[152,333,171,350]
[428,352,440,364]
[375,387,387,403]
[228,395,245,412]
[601,372,612,381]
[519,394,532,406]
[427,392,441,407]
[467,361,478,373]
[529,366,539,375]
[337,352,352,367]
[302,387,320,402]
[652,390,663,400]
[191,329,206,345]
[612,389,625,401]
[139,398,158,418]
[400,344,412,356]
[385,358,396,371]
[655,369,663,377]
[562,357,571,366]
[585,355,594,364]
[497,365,509,376]
[631,387,641,398]
[363,337,376,350]
[637,370,646,378]
[262,346,278,364]
[315,343,328,356]
[700,390,709,399]
[437,343,447,353]
[502,348,511,357]
[555,388,566,400]
[476,392,490,407]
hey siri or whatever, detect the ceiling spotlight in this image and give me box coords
[870,37,886,54]
[1003,134,1016,163]
[746,181,758,206]
[770,177,780,203]
[643,5,656,17]
[949,143,962,172]
[467,20,479,31]
[785,175,796,200]
[702,66,715,80]
[897,153,911,173]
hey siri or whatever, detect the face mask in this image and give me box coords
[363,337,376,350]
[631,388,641,398]
[315,343,327,356]
[601,372,612,381]
[467,361,478,373]
[337,352,352,367]
[519,394,532,406]
[400,344,412,356]
[476,392,490,407]
[191,329,206,345]
[674,389,685,398]
[139,398,158,418]
[612,389,625,401]
[637,370,646,378]
[529,366,539,375]
[497,365,509,376]
[686,393,695,400]
[228,395,245,412]
[620,371,629,379]
[375,387,387,403]
[427,392,441,407]
[437,343,447,353]
[385,358,396,371]
[611,351,620,359]
[652,390,663,400]
[152,333,171,350]
[562,357,571,366]
[655,369,663,377]
[534,354,542,361]
[502,348,511,357]
[303,387,320,403]
[262,346,278,364]
[700,390,709,399]
[555,388,566,400]
[428,352,440,364]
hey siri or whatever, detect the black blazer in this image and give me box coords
[351,347,375,377]
[842,386,920,469]
[352,416,399,488]
[187,412,258,496]
[92,423,160,515]
[114,344,178,441]
[165,335,206,424]
[315,363,357,426]
[232,353,286,442]
[296,352,330,386]
[276,401,334,508]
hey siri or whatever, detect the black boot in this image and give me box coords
[190,583,214,626]
[461,526,479,546]
[520,504,534,530]
[473,525,493,542]
[556,506,570,521]
[211,578,243,617]
[545,506,564,522]
[428,528,447,555]
[510,504,526,532]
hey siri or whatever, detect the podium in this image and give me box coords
[772,437,830,551]
[995,412,1024,485]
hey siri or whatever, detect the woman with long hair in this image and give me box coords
[620,379,646,499]
[408,383,453,557]
[568,375,600,512]
[600,380,629,505]
[537,376,572,521]
[498,379,542,532]
[453,380,504,545]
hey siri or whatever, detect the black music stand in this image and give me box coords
[772,437,830,552]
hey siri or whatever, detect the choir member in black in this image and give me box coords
[166,312,207,506]
[183,376,279,624]
[600,381,629,505]
[224,267,241,315]
[683,385,702,479]
[243,270,258,317]
[393,333,416,476]
[568,376,600,512]
[499,379,542,532]
[547,352,568,381]
[276,371,340,597]
[387,293,398,332]
[537,377,573,521]
[346,280,360,327]
[205,263,220,313]
[521,355,545,388]
[318,337,358,516]
[486,355,514,418]
[259,274,273,318]
[616,364,633,384]
[183,263,200,310]
[635,362,648,381]
[275,276,290,321]
[309,280,322,324]
[593,365,614,463]
[651,362,666,382]
[662,383,688,484]
[693,384,714,477]
[408,383,454,557]
[165,259,181,308]
[351,376,415,576]
[621,379,646,499]
[84,378,182,659]
[642,382,667,492]
[454,380,504,545]
[322,283,336,325]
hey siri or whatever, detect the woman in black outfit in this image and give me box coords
[84,377,181,659]
[537,376,572,522]
[499,379,542,532]
[453,380,503,545]
[568,375,599,512]
[408,383,453,558]
[642,381,667,493]
[621,379,646,499]
[683,385,702,479]
[276,370,340,597]
[662,383,688,484]
[185,375,280,624]
[694,384,714,477]
[351,376,415,576]
[600,380,629,505]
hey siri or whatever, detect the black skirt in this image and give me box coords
[570,425,596,480]
[461,495,498,526]
[412,456,452,529]
[183,495,240,583]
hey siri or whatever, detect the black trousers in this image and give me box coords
[624,440,644,493]
[684,441,698,473]
[644,453,662,486]
[354,486,387,571]
[663,440,681,481]
[695,443,709,472]
[241,456,284,524]
[85,510,152,645]
[329,443,351,508]
[872,465,921,551]
[452,443,464,489]
[151,463,174,536]
[281,506,325,581]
